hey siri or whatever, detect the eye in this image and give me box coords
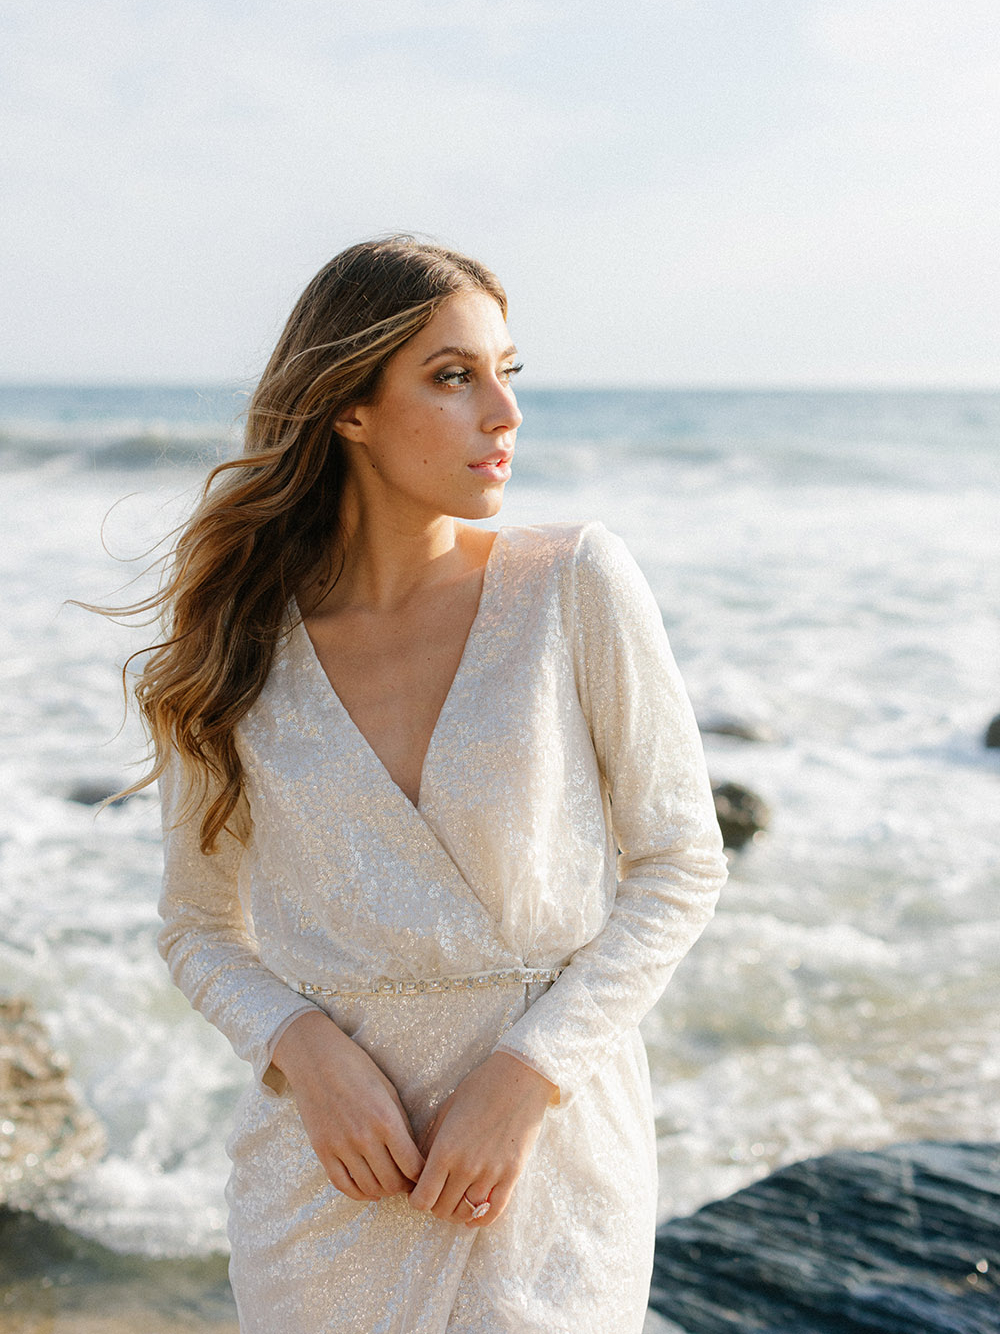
[433,367,472,386]
[499,362,524,384]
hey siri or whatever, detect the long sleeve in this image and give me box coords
[157,756,317,1096]
[494,523,728,1106]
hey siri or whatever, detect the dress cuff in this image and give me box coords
[492,1041,564,1109]
[255,1001,320,1098]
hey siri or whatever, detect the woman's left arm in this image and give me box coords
[411,523,726,1224]
[491,522,728,1106]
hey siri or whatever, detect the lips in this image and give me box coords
[469,451,513,468]
[468,450,513,481]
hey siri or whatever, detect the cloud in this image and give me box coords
[2,0,997,384]
[811,0,999,75]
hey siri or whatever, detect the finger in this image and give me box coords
[385,1124,426,1184]
[342,1155,386,1201]
[459,1179,495,1228]
[409,1158,448,1214]
[467,1175,514,1227]
[325,1159,368,1202]
[366,1144,417,1196]
[430,1171,468,1221]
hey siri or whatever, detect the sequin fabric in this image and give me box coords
[158,522,728,1333]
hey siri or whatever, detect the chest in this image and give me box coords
[236,541,613,966]
[300,573,485,806]
[240,542,609,910]
[244,560,605,859]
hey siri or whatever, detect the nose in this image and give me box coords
[483,375,522,434]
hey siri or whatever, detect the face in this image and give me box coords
[337,289,523,523]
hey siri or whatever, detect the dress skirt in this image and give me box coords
[225,984,658,1333]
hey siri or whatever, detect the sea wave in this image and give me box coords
[0,428,237,471]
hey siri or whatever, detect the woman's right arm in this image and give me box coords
[271,1011,424,1199]
[158,756,424,1198]
[157,755,318,1095]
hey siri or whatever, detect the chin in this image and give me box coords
[453,488,506,521]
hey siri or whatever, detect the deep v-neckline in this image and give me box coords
[295,529,506,811]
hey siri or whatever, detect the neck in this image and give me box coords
[319,475,464,613]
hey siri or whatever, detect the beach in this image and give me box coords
[1,384,998,1321]
[0,1205,236,1332]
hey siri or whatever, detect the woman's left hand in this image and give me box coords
[408,1051,557,1227]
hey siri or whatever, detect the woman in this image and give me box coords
[141,236,727,1332]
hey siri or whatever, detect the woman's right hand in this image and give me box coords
[271,1009,425,1201]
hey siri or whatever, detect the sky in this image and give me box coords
[2,0,998,387]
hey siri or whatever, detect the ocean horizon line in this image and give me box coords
[2,379,999,396]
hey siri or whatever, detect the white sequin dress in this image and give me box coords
[158,521,728,1333]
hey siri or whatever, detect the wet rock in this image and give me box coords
[64,779,131,807]
[700,717,778,743]
[649,1141,1000,1334]
[643,1307,685,1334]
[984,715,1000,748]
[711,781,770,850]
[0,998,105,1209]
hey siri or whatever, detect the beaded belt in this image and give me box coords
[290,965,564,1001]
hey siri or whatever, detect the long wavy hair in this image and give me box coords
[108,236,507,853]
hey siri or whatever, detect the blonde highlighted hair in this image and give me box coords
[108,236,506,852]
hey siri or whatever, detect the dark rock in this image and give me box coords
[0,998,105,1209]
[712,782,770,850]
[701,717,778,743]
[643,1308,686,1334]
[984,715,1000,748]
[649,1141,1000,1334]
[64,779,131,807]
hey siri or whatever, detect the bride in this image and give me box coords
[127,235,726,1331]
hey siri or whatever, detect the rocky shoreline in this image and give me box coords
[0,999,105,1214]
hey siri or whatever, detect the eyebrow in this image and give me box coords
[421,344,519,365]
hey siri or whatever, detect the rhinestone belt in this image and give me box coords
[290,965,564,1001]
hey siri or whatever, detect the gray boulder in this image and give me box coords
[64,779,131,807]
[650,1141,999,1333]
[700,717,778,744]
[711,782,771,850]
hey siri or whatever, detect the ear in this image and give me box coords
[333,403,368,443]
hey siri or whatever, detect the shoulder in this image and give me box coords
[498,519,627,574]
[503,519,646,591]
[498,520,655,628]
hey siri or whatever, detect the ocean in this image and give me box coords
[0,383,997,1262]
